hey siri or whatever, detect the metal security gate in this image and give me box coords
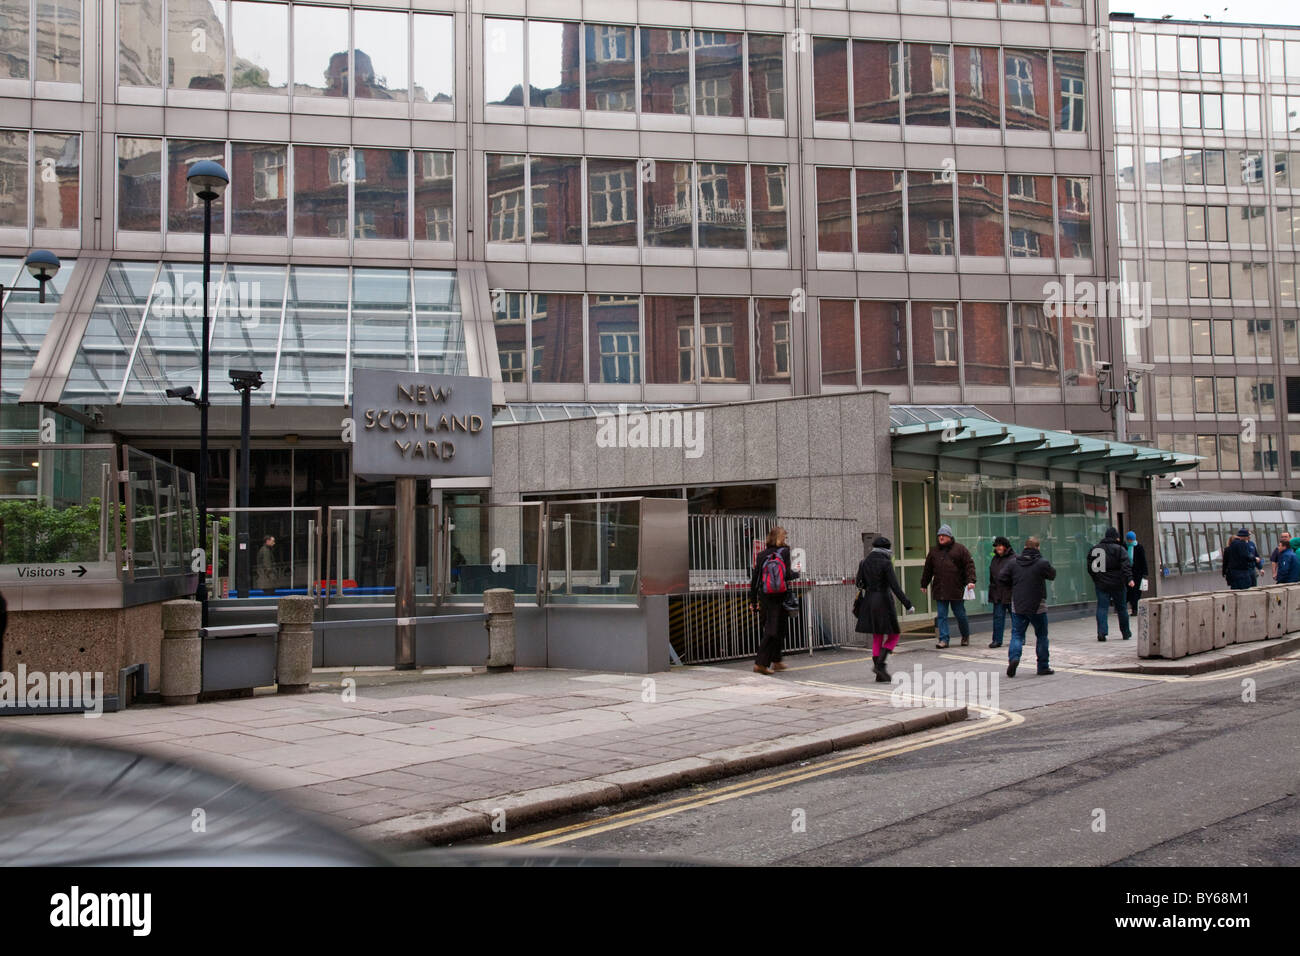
[676,515,864,663]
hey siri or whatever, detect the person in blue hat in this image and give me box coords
[1124,530,1148,617]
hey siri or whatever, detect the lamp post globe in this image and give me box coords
[23,250,60,303]
[186,160,229,202]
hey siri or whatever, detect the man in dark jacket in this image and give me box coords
[1222,528,1259,590]
[1270,531,1292,581]
[920,524,976,649]
[1088,526,1133,642]
[1124,531,1149,617]
[996,536,1057,677]
[987,537,1016,649]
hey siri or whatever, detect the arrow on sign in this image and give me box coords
[73,565,87,577]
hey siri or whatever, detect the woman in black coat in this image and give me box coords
[855,536,914,682]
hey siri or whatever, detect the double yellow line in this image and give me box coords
[498,679,1022,848]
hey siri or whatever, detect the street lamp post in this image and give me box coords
[229,369,263,598]
[0,250,62,412]
[178,161,228,623]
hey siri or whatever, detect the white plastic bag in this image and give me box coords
[963,584,975,601]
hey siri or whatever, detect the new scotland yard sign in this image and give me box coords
[351,370,493,479]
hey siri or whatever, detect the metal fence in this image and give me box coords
[675,515,865,663]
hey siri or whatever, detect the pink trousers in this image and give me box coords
[871,634,900,656]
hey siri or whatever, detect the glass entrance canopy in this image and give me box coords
[57,261,466,405]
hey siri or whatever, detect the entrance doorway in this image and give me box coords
[892,473,934,621]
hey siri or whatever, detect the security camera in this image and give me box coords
[228,369,264,390]
[1168,475,1184,488]
[1094,360,1112,373]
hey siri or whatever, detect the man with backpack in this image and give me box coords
[749,526,799,675]
[1088,526,1133,641]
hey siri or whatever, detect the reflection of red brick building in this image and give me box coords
[817,168,852,251]
[903,43,950,127]
[854,40,898,124]
[858,170,903,254]
[907,171,954,255]
[861,301,907,385]
[640,28,689,114]
[954,47,1000,128]
[755,299,792,384]
[957,172,1004,256]
[963,302,1009,385]
[646,296,695,383]
[814,38,849,121]
[532,293,584,383]
[1004,48,1050,131]
[820,299,855,385]
[1006,173,1055,257]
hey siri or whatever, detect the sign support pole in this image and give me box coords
[395,477,417,669]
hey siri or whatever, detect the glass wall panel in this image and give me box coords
[229,142,286,236]
[1058,176,1091,257]
[414,150,453,242]
[529,20,579,109]
[530,155,582,245]
[167,139,224,233]
[755,298,792,384]
[750,165,787,251]
[293,4,348,98]
[698,298,748,383]
[354,147,407,240]
[352,267,412,372]
[1053,51,1086,132]
[859,300,907,386]
[696,161,745,249]
[903,43,951,127]
[531,293,584,384]
[32,131,77,229]
[1,256,76,401]
[1012,303,1060,386]
[486,153,527,243]
[908,170,954,256]
[117,136,163,231]
[912,302,960,384]
[816,167,852,252]
[694,30,742,118]
[954,46,1000,128]
[814,37,848,122]
[819,299,855,386]
[414,269,465,374]
[167,0,226,90]
[63,261,156,402]
[484,18,524,105]
[1063,309,1098,387]
[963,302,1009,385]
[493,291,526,382]
[1004,49,1050,131]
[587,158,637,246]
[853,40,898,124]
[211,263,286,380]
[36,0,80,82]
[1007,174,1054,258]
[412,14,453,103]
[121,261,211,400]
[585,23,634,111]
[0,130,26,227]
[646,296,695,384]
[643,159,692,247]
[120,0,163,86]
[856,168,903,254]
[231,0,288,92]
[641,27,689,115]
[353,9,408,100]
[293,145,348,238]
[1,0,29,79]
[588,294,640,384]
[748,33,784,119]
[957,172,1003,257]
[278,267,349,402]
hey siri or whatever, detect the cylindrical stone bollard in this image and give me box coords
[484,588,516,673]
[160,599,202,705]
[277,595,316,693]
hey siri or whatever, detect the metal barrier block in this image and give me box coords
[1213,591,1236,648]
[1266,586,1288,639]
[1185,595,1214,655]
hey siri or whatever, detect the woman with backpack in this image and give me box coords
[749,526,798,675]
[855,536,915,682]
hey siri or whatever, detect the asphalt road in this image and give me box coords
[465,651,1300,866]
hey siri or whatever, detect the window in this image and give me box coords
[422,152,452,180]
[253,148,285,201]
[592,25,629,62]
[1009,175,1034,199]
[926,219,954,255]
[1073,321,1096,374]
[1010,228,1036,257]
[499,350,525,383]
[593,90,632,111]
[1005,55,1035,112]
[1055,52,1086,132]
[700,323,737,381]
[1062,177,1089,214]
[696,77,733,116]
[354,209,377,239]
[589,167,635,225]
[931,48,950,92]
[1013,304,1060,376]
[328,149,361,185]
[677,325,694,383]
[489,188,526,242]
[932,307,957,365]
[888,45,910,99]
[424,205,451,241]
[772,321,790,377]
[767,167,785,210]
[600,329,640,384]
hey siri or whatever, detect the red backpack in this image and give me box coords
[761,551,787,595]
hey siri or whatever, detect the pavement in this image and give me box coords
[2,609,1292,849]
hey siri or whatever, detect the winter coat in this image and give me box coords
[1088,534,1132,593]
[1276,547,1300,585]
[1222,538,1259,585]
[255,544,277,592]
[997,548,1058,616]
[988,550,1016,604]
[1128,542,1149,585]
[920,541,976,602]
[750,545,796,603]
[855,549,913,635]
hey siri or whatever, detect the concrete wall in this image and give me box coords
[1138,583,1299,659]
[4,602,165,693]
[492,391,894,537]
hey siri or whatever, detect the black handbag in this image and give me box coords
[852,589,864,617]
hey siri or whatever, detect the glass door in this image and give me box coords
[893,477,934,620]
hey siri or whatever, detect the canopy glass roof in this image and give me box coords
[0,256,79,402]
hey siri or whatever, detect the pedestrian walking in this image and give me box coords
[855,536,915,683]
[1088,527,1134,641]
[1276,535,1300,585]
[256,535,278,593]
[1271,531,1292,581]
[1125,530,1149,617]
[920,524,976,649]
[749,526,798,675]
[995,536,1057,677]
[1222,528,1259,590]
[987,536,1016,649]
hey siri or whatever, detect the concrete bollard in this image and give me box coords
[276,596,315,693]
[1162,599,1188,659]
[1265,587,1287,639]
[160,599,202,705]
[484,588,516,673]
[1235,589,1268,643]
[1138,599,1161,658]
[1213,591,1235,648]
[1185,595,1214,655]
[1285,585,1300,636]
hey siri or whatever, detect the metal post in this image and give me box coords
[395,477,416,668]
[198,197,212,624]
[236,382,251,597]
